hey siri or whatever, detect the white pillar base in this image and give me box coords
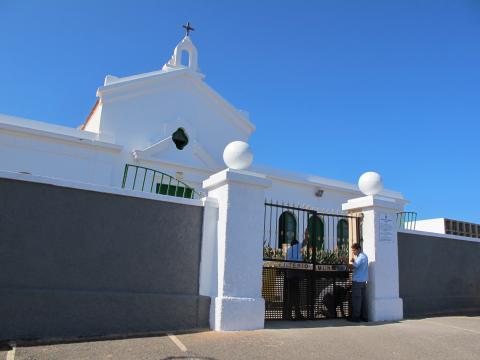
[370,297,403,322]
[212,296,265,331]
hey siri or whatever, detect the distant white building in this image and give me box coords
[415,218,480,238]
[0,34,406,212]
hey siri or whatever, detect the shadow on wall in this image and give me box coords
[0,177,210,341]
[398,231,480,318]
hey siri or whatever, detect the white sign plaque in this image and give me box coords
[379,212,395,242]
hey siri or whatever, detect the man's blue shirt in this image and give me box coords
[286,243,302,261]
[352,252,369,282]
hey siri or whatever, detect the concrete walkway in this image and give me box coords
[4,316,480,360]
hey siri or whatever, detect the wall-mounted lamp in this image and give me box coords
[315,188,324,198]
[175,171,184,181]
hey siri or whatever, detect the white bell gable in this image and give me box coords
[84,35,255,173]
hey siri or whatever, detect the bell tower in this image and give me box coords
[163,22,199,72]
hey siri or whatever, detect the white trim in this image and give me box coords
[0,121,122,152]
[190,76,255,135]
[342,195,404,212]
[126,154,406,202]
[0,171,204,207]
[97,67,201,94]
[253,164,406,201]
[203,168,272,192]
[269,172,362,196]
[97,68,255,136]
[134,154,217,176]
[133,138,222,172]
[399,228,480,244]
[133,136,173,158]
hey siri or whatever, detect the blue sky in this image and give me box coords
[1,1,479,223]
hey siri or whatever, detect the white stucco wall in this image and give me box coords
[97,70,251,166]
[0,116,121,186]
[83,101,102,134]
[0,114,406,210]
[414,218,446,234]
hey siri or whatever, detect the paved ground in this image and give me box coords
[3,316,480,360]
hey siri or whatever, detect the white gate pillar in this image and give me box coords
[342,195,404,322]
[202,168,271,331]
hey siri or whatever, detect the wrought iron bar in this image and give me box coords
[262,201,359,321]
[121,164,201,199]
[132,166,139,189]
[263,201,361,266]
[159,173,164,193]
[141,168,147,191]
[150,170,156,193]
[397,211,417,230]
[264,202,360,218]
[121,164,129,188]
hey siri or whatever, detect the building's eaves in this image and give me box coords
[80,99,100,130]
[96,67,255,136]
[252,163,406,200]
[0,114,122,151]
[97,67,193,95]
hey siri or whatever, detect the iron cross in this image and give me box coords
[182,22,195,36]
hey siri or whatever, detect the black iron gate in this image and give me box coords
[262,202,361,320]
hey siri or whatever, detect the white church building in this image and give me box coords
[0,34,406,211]
[1,32,413,332]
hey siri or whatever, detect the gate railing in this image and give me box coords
[121,164,202,199]
[263,201,362,269]
[262,201,361,320]
[397,211,417,230]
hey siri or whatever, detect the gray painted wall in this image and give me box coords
[398,231,480,317]
[0,177,209,340]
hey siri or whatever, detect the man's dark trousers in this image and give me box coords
[352,281,367,320]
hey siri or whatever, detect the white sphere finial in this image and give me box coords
[358,171,384,196]
[223,141,253,170]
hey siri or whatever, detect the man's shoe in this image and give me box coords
[347,317,360,323]
[361,318,368,322]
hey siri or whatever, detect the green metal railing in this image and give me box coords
[121,164,201,199]
[397,211,417,230]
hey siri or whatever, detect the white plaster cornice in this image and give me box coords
[342,195,407,212]
[96,68,255,137]
[132,137,222,172]
[203,168,272,191]
[251,164,406,200]
[0,118,122,152]
[0,170,204,207]
[399,228,480,244]
[97,67,204,96]
[132,154,217,176]
[189,78,256,136]
[96,68,203,101]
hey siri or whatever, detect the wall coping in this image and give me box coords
[399,228,480,244]
[203,168,272,191]
[0,170,205,207]
[0,118,121,152]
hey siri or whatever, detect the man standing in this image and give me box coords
[348,243,368,322]
[285,239,305,320]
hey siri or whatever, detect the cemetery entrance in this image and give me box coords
[262,202,361,320]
